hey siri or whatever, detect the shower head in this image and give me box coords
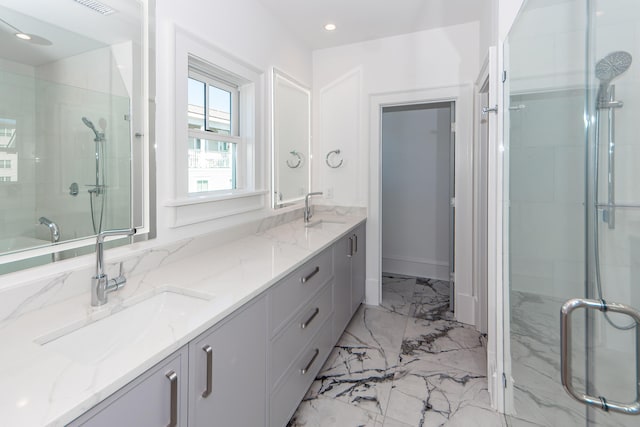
[596,51,632,83]
[82,116,104,141]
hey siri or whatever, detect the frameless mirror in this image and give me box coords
[0,0,150,273]
[272,69,310,208]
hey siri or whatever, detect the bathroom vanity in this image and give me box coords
[0,211,365,426]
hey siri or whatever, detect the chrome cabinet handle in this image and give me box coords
[202,345,213,398]
[301,266,320,283]
[347,236,353,258]
[561,298,640,415]
[300,348,320,375]
[165,370,178,427]
[300,307,320,329]
[353,233,358,254]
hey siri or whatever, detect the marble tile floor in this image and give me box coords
[288,273,504,427]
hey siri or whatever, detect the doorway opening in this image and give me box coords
[380,101,455,317]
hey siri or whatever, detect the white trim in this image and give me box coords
[173,26,263,227]
[164,190,268,207]
[368,84,474,325]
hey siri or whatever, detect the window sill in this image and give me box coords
[165,189,268,207]
[165,190,268,228]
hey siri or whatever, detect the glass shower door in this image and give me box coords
[505,0,640,426]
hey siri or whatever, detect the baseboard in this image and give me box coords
[382,256,449,280]
[455,293,476,326]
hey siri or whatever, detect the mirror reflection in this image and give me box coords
[0,0,144,267]
[272,70,310,207]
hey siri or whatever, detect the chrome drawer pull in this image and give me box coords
[300,307,320,329]
[165,370,178,427]
[202,345,213,398]
[353,234,358,254]
[347,236,353,258]
[301,266,320,283]
[300,348,320,375]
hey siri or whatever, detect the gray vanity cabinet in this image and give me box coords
[333,223,366,341]
[188,295,267,427]
[68,346,189,427]
[351,223,366,313]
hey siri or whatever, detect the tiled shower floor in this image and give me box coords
[287,274,504,426]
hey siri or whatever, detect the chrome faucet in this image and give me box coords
[304,192,323,223]
[39,217,60,243]
[91,228,136,306]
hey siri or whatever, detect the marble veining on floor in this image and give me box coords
[288,273,503,427]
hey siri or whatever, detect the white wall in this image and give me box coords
[312,22,480,323]
[381,105,451,280]
[313,23,479,207]
[154,0,312,244]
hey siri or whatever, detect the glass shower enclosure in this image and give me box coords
[505,0,640,425]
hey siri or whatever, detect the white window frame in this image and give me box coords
[169,27,266,228]
[187,66,243,193]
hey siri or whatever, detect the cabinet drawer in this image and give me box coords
[269,317,333,427]
[270,248,332,334]
[270,280,333,388]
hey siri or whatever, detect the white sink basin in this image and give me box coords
[38,291,210,364]
[305,219,346,229]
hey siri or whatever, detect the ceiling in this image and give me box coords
[256,0,485,50]
[0,0,141,67]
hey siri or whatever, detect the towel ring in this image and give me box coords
[325,149,343,168]
[286,150,303,168]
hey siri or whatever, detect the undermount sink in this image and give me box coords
[37,291,211,364]
[305,219,346,229]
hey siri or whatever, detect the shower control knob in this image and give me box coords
[69,182,79,196]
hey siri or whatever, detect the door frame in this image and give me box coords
[367,84,475,325]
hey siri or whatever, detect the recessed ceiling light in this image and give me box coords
[324,23,336,31]
[15,33,32,40]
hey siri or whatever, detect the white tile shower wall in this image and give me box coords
[0,59,38,242]
[590,0,640,358]
[34,45,133,241]
[508,90,586,301]
[0,206,365,323]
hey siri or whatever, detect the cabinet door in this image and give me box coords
[333,233,352,343]
[351,224,366,314]
[189,296,267,427]
[68,347,188,427]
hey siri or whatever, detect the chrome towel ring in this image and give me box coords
[286,150,303,168]
[325,149,343,168]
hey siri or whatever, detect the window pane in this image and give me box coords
[188,78,205,130]
[208,85,231,135]
[188,137,236,193]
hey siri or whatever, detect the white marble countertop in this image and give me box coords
[0,212,366,427]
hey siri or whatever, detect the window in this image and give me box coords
[0,160,11,168]
[0,176,11,182]
[187,64,241,193]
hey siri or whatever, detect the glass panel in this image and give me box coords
[188,138,236,192]
[208,85,231,135]
[188,78,206,131]
[504,0,589,425]
[588,0,640,425]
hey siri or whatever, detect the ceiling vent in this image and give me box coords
[73,0,117,16]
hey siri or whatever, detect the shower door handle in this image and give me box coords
[560,298,640,415]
